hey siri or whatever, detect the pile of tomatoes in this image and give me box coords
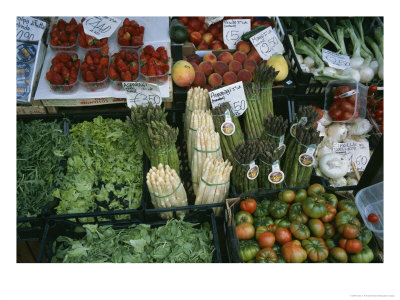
[234,184,375,263]
[367,85,383,132]
[329,86,360,122]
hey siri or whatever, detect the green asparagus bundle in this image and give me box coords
[282,124,322,188]
[244,82,264,140]
[146,164,188,219]
[212,103,245,162]
[191,127,223,195]
[187,109,214,165]
[184,87,210,141]
[232,140,260,194]
[147,120,180,174]
[258,140,286,190]
[253,64,280,117]
[261,115,289,150]
[195,157,232,216]
[130,103,168,158]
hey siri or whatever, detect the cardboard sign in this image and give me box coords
[82,17,121,40]
[250,26,284,60]
[333,141,370,172]
[123,82,162,108]
[205,17,224,26]
[322,48,351,70]
[16,17,46,42]
[223,19,251,49]
[209,81,247,117]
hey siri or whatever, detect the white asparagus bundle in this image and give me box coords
[146,163,188,219]
[184,87,210,141]
[191,126,222,195]
[187,109,214,165]
[195,157,232,216]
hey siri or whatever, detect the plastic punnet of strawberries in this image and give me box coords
[46,52,80,92]
[118,18,145,47]
[140,45,169,84]
[109,50,139,90]
[77,18,109,49]
[49,18,78,49]
[80,45,110,91]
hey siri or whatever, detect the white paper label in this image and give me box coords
[322,48,351,70]
[299,145,316,167]
[268,161,284,184]
[247,161,259,180]
[123,82,162,108]
[82,17,121,40]
[249,27,285,60]
[16,17,46,42]
[279,135,284,147]
[205,17,224,26]
[209,81,247,117]
[333,141,370,172]
[221,110,236,136]
[223,19,251,49]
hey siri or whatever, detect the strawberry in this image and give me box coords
[152,51,161,60]
[123,32,131,41]
[91,51,101,59]
[129,62,139,74]
[61,66,70,81]
[80,62,88,71]
[118,27,124,37]
[85,71,95,82]
[88,64,97,72]
[120,50,126,60]
[160,52,168,62]
[68,33,77,43]
[93,57,100,65]
[125,52,134,62]
[70,18,77,26]
[157,46,166,53]
[117,59,128,73]
[141,64,148,75]
[156,66,164,76]
[53,73,64,85]
[66,61,73,68]
[54,63,63,73]
[124,71,132,81]
[148,65,156,76]
[94,69,104,81]
[109,66,118,79]
[46,71,53,82]
[100,45,109,57]
[86,55,94,65]
[123,18,130,27]
[100,57,109,67]
[143,45,155,55]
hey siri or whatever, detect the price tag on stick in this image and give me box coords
[333,141,370,172]
[223,19,251,49]
[209,81,247,117]
[322,48,351,70]
[123,82,162,108]
[250,27,284,60]
[16,17,46,42]
[82,17,121,40]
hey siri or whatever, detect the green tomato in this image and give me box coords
[323,193,338,208]
[274,217,291,229]
[350,245,374,263]
[289,202,309,224]
[329,247,348,263]
[268,200,288,219]
[239,239,260,262]
[253,216,274,229]
[338,199,359,216]
[290,221,311,240]
[253,199,271,217]
[235,211,254,225]
[302,197,327,219]
[356,225,373,245]
[294,189,308,203]
[302,237,329,262]
[325,239,336,250]
[256,247,278,263]
[335,211,361,234]
[308,219,326,237]
[322,223,336,239]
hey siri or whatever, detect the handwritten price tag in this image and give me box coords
[205,17,224,26]
[123,82,162,108]
[209,81,247,117]
[16,17,46,42]
[322,48,350,70]
[82,17,121,40]
[250,26,284,60]
[333,141,370,172]
[223,19,251,49]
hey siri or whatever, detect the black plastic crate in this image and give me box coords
[47,113,146,223]
[225,188,383,263]
[38,207,222,263]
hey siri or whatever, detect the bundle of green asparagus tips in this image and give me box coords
[258,140,286,190]
[212,102,244,162]
[184,87,210,141]
[283,124,322,188]
[261,115,289,149]
[244,82,264,140]
[147,120,180,174]
[253,64,280,117]
[146,164,188,220]
[187,109,214,165]
[232,140,261,194]
[191,127,222,195]
[130,103,168,158]
[195,157,232,216]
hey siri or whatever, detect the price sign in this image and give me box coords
[209,81,247,117]
[205,17,224,26]
[333,141,370,172]
[82,17,121,40]
[322,48,351,70]
[223,19,251,49]
[123,82,162,108]
[250,26,284,60]
[16,17,46,42]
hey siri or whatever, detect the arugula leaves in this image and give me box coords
[53,117,143,217]
[52,218,215,263]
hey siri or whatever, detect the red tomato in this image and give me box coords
[341,101,354,113]
[369,85,378,93]
[329,107,342,121]
[376,116,383,124]
[236,223,255,240]
[379,101,384,110]
[368,213,379,223]
[339,238,347,249]
[376,108,383,117]
[240,199,257,214]
[275,227,292,245]
[258,231,275,248]
[345,239,363,254]
[342,111,354,121]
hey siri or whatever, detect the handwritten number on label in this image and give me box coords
[226,30,240,42]
[86,18,112,34]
